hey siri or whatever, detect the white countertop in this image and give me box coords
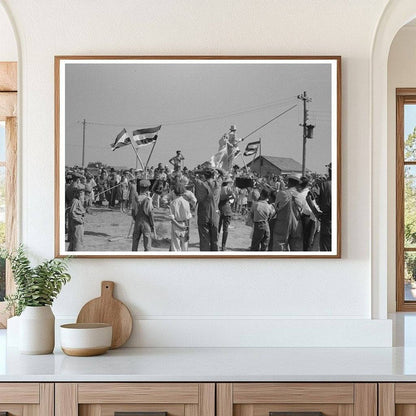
[1,328,416,382]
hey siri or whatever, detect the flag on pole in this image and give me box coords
[243,140,261,156]
[132,125,161,147]
[111,128,131,151]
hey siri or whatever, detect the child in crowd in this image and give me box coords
[169,183,192,252]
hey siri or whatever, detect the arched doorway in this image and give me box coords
[371,0,416,319]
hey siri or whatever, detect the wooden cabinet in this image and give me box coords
[55,383,215,416]
[0,381,384,416]
[379,383,416,416]
[0,383,53,416]
[217,383,377,416]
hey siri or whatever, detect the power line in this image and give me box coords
[74,96,298,129]
[66,104,299,153]
[241,104,298,142]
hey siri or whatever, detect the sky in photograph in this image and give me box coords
[65,61,333,173]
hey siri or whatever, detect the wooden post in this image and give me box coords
[0,61,17,328]
[5,116,17,291]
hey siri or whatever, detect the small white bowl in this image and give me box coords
[60,323,112,356]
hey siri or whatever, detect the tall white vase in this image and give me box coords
[19,306,55,354]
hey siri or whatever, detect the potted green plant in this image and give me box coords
[2,245,71,354]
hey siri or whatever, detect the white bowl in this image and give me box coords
[60,323,112,356]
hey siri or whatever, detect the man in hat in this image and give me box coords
[151,170,165,209]
[272,174,303,251]
[162,174,197,209]
[84,173,96,213]
[65,172,85,240]
[218,174,236,251]
[228,124,239,143]
[296,175,317,250]
[127,175,138,210]
[131,179,155,251]
[67,188,86,251]
[96,170,108,206]
[169,150,185,172]
[65,172,85,206]
[192,167,224,251]
[307,163,332,251]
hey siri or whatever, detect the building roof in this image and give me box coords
[248,155,303,172]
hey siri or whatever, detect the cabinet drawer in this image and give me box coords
[56,383,215,416]
[379,383,416,416]
[78,383,200,404]
[0,383,53,416]
[217,383,376,416]
[0,383,39,404]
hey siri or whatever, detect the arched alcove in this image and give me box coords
[387,19,416,313]
[371,0,416,319]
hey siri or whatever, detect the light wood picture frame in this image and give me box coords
[55,56,341,258]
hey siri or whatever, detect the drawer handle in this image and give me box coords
[270,413,324,416]
[115,412,168,416]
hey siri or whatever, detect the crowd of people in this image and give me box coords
[64,152,332,253]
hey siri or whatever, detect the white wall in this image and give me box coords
[0,0,393,346]
[387,25,416,312]
[0,4,17,61]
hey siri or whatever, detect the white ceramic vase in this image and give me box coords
[19,306,55,354]
[6,315,20,347]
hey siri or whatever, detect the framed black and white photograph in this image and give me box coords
[55,56,341,258]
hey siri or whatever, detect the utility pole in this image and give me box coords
[81,118,86,168]
[259,138,262,177]
[297,91,312,176]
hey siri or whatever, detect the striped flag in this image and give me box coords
[243,140,260,156]
[111,128,131,151]
[133,125,161,147]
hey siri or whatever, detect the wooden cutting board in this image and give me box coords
[76,281,133,349]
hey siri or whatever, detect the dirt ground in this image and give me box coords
[69,205,253,252]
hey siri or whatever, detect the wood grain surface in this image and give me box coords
[233,383,354,404]
[200,383,215,416]
[217,384,233,416]
[77,383,199,404]
[353,384,377,416]
[0,92,16,121]
[379,383,395,416]
[55,383,78,416]
[76,281,133,349]
[39,383,55,416]
[0,61,17,328]
[0,383,39,403]
[92,403,185,416]
[394,383,416,403]
[0,62,17,92]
